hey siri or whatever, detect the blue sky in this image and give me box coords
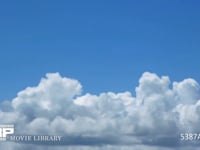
[0,0,200,100]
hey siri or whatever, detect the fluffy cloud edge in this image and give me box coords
[0,72,200,150]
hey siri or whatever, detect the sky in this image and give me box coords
[0,1,200,100]
[1,1,200,150]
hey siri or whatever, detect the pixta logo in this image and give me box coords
[0,125,14,141]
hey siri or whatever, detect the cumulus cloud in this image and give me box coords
[0,72,200,150]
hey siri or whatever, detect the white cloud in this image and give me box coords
[0,72,200,150]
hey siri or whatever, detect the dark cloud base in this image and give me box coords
[1,72,200,150]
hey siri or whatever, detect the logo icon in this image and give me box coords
[0,125,14,141]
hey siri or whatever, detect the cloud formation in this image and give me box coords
[0,72,200,150]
